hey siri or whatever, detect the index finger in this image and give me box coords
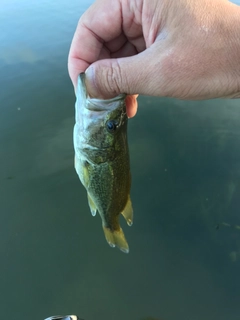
[68,0,123,87]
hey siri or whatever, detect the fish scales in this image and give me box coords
[73,73,133,253]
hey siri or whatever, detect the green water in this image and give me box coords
[1,1,240,320]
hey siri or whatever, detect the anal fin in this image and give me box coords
[121,196,133,226]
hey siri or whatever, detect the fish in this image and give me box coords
[73,73,133,253]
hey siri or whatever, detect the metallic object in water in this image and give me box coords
[44,316,83,320]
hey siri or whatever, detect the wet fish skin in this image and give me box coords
[73,73,133,253]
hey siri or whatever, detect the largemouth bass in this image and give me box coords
[73,73,133,253]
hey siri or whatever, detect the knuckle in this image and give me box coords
[105,60,128,96]
[106,60,122,95]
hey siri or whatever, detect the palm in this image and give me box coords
[97,31,145,61]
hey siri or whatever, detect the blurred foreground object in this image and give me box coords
[44,316,83,320]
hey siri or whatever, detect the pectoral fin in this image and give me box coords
[102,226,129,253]
[87,193,97,216]
[75,157,90,189]
[121,197,133,226]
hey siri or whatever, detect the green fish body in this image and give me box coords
[73,73,133,253]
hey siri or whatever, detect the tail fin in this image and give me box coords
[102,226,129,253]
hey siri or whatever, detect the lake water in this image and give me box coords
[1,1,240,320]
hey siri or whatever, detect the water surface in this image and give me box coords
[1,1,240,320]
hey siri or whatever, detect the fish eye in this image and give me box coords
[106,120,118,133]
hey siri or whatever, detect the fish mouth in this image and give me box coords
[85,94,126,111]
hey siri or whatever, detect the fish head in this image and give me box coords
[86,95,127,146]
[74,73,128,163]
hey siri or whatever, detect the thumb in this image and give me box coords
[85,51,161,99]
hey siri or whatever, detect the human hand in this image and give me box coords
[68,0,240,117]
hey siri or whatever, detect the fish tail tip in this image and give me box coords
[120,247,129,254]
[102,226,129,253]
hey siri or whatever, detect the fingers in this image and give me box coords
[68,0,123,87]
[84,47,162,98]
[125,95,138,118]
[68,19,105,88]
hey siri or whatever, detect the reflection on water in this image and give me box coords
[1,1,240,320]
[0,46,40,65]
